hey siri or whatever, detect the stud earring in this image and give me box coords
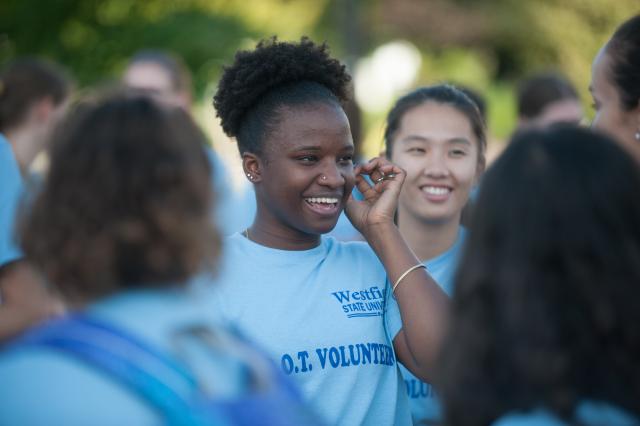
[246,173,253,180]
[635,131,640,141]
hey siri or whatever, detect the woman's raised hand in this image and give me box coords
[345,157,405,237]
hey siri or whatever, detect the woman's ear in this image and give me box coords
[242,152,262,183]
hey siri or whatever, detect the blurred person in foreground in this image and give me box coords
[439,126,640,426]
[124,50,256,235]
[0,58,70,341]
[0,92,318,425]
[590,14,640,163]
[516,72,583,130]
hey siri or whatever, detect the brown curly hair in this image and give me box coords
[21,91,220,304]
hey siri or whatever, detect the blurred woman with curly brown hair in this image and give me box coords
[0,92,318,425]
[438,126,640,426]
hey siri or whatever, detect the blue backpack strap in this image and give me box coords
[13,314,228,426]
[12,315,324,426]
[169,325,323,426]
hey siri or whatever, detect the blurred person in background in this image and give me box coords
[0,58,70,341]
[590,14,640,163]
[385,84,486,425]
[0,92,317,425]
[516,72,583,129]
[439,126,640,426]
[123,50,193,111]
[0,58,71,176]
[124,50,256,235]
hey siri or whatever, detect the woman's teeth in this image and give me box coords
[422,186,450,195]
[306,197,339,204]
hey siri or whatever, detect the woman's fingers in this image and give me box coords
[354,173,379,201]
[354,159,405,204]
[360,158,403,183]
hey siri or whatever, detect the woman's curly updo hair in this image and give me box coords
[213,37,352,155]
[21,91,220,304]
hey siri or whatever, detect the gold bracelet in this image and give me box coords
[392,264,427,293]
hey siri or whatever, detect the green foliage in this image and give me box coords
[360,0,638,140]
[0,0,345,103]
[1,0,260,98]
[484,83,517,140]
[1,0,638,143]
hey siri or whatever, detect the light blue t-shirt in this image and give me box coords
[326,211,362,242]
[0,133,23,268]
[400,228,467,425]
[205,147,256,236]
[492,400,639,426]
[327,187,364,242]
[0,289,257,425]
[202,233,412,426]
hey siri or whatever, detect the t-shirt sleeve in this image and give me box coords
[384,279,403,340]
[0,143,24,267]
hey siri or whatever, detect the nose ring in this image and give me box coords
[321,175,327,181]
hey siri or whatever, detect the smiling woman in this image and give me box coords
[384,84,486,425]
[204,37,450,426]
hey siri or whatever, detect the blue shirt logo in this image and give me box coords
[331,286,386,318]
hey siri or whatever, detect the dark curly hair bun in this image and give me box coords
[213,37,351,139]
